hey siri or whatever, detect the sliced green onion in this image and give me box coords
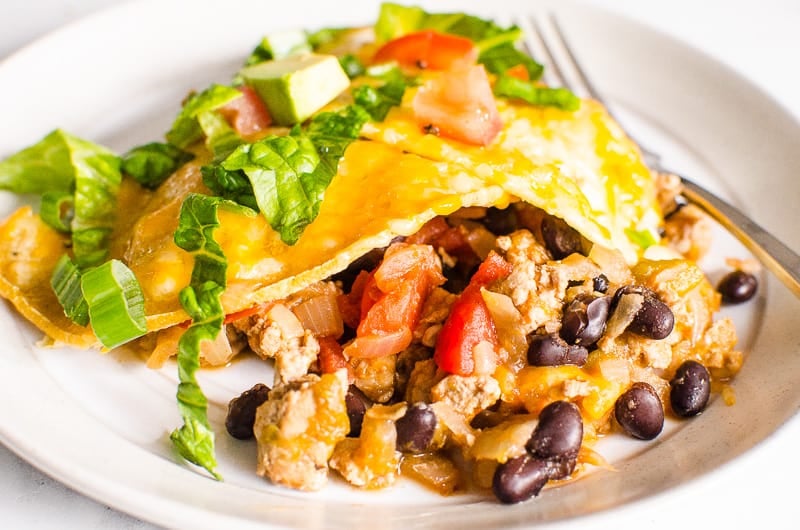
[494,75,580,111]
[40,190,74,233]
[80,259,147,349]
[50,255,89,326]
[625,227,660,249]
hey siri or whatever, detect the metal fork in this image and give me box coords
[519,14,800,298]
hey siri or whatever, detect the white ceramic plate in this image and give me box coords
[2,1,800,528]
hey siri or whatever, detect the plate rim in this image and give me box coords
[2,1,800,528]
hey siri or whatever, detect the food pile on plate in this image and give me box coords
[0,3,753,503]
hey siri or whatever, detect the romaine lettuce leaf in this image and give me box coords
[494,74,580,111]
[352,77,406,121]
[40,190,74,232]
[480,43,544,80]
[0,129,76,194]
[215,135,328,245]
[121,142,194,189]
[170,193,247,481]
[196,111,242,160]
[373,3,542,79]
[0,129,123,268]
[166,84,243,149]
[245,30,311,66]
[70,142,123,268]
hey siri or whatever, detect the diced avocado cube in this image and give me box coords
[240,53,350,126]
[257,30,311,60]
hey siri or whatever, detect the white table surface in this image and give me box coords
[2,0,799,528]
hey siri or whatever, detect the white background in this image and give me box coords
[1,0,799,528]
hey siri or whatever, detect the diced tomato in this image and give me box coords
[372,30,478,70]
[344,243,445,359]
[505,64,530,81]
[223,301,273,324]
[434,252,513,376]
[407,216,478,266]
[317,336,351,376]
[338,270,371,329]
[217,85,272,136]
[412,64,503,146]
[470,251,513,287]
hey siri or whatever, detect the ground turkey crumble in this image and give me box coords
[253,370,349,491]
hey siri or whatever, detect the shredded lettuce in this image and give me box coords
[494,74,580,111]
[373,3,543,80]
[352,78,406,121]
[201,164,259,211]
[170,193,253,480]
[196,111,242,160]
[121,142,194,189]
[0,129,76,194]
[245,30,311,66]
[339,54,366,79]
[166,85,243,149]
[214,135,331,245]
[306,27,349,49]
[0,129,122,267]
[441,14,519,51]
[71,146,123,268]
[479,44,544,80]
[201,74,400,245]
[40,190,74,232]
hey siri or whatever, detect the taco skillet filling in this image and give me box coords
[0,3,750,504]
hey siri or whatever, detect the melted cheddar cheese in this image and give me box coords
[0,84,662,349]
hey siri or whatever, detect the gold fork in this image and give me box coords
[519,14,800,298]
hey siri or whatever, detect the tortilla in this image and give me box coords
[0,89,661,349]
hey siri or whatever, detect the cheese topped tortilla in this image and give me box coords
[0,86,661,348]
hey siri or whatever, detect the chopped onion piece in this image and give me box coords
[268,303,304,339]
[480,288,528,369]
[292,290,344,338]
[604,292,643,340]
[588,244,632,284]
[470,415,538,462]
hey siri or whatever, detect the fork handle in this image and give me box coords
[679,175,800,298]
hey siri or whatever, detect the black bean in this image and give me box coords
[592,274,609,293]
[670,361,711,417]
[560,295,611,347]
[345,385,371,437]
[482,206,518,236]
[541,216,583,260]
[492,454,550,504]
[527,333,588,367]
[614,285,674,340]
[663,193,689,219]
[717,270,758,304]
[225,383,270,440]
[614,382,664,440]
[527,401,583,463]
[396,402,438,453]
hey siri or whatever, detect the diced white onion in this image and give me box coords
[291,292,344,338]
[480,289,528,369]
[268,304,305,339]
